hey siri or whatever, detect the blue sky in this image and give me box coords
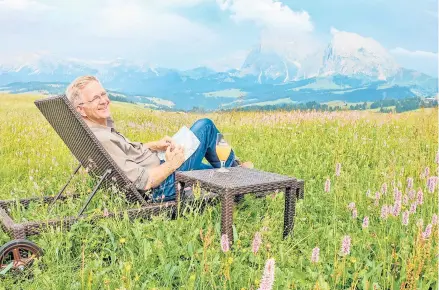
[0,0,437,76]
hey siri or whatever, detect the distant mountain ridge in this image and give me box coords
[0,30,437,111]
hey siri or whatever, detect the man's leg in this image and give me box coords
[152,118,237,201]
[179,118,237,171]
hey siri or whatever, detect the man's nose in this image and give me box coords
[100,96,110,104]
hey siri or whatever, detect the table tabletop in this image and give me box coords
[175,167,297,192]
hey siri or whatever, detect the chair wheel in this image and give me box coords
[0,239,43,273]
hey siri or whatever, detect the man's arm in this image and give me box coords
[143,136,175,152]
[99,137,183,191]
[143,161,178,190]
[144,145,185,190]
[143,141,158,152]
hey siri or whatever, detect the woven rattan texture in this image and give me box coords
[0,196,176,239]
[176,167,303,243]
[34,95,147,205]
[176,167,296,192]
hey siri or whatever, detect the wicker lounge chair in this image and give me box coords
[0,95,176,272]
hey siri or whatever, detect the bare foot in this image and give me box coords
[240,161,254,169]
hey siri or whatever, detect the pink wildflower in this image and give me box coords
[335,163,341,176]
[408,189,416,200]
[252,232,262,255]
[221,234,229,253]
[381,205,389,220]
[258,258,275,290]
[402,211,409,226]
[381,183,387,194]
[403,194,409,205]
[409,202,417,214]
[422,224,432,240]
[392,201,401,217]
[311,247,320,263]
[425,167,430,177]
[428,177,437,193]
[417,189,423,205]
[348,202,356,211]
[352,208,358,219]
[340,235,351,256]
[103,208,109,217]
[374,191,381,206]
[406,177,413,189]
[362,216,369,228]
[324,179,331,193]
[394,189,402,203]
[432,214,438,225]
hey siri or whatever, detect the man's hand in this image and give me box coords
[144,145,185,190]
[154,136,176,152]
[165,144,185,170]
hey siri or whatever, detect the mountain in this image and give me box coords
[319,28,400,80]
[240,43,300,84]
[0,30,437,111]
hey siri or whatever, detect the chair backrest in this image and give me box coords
[34,94,148,205]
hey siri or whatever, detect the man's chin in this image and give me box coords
[99,111,111,119]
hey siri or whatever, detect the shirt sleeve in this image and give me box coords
[100,138,150,190]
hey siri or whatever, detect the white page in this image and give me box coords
[157,126,200,161]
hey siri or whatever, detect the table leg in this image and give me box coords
[176,181,185,217]
[283,186,297,239]
[221,191,234,246]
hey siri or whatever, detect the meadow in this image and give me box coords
[0,93,437,289]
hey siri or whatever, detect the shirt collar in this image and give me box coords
[85,117,115,131]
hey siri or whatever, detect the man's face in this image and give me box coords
[77,81,111,123]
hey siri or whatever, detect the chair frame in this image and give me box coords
[0,95,178,271]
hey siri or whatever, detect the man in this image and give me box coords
[66,75,252,201]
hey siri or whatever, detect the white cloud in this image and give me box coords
[0,0,53,11]
[151,0,209,8]
[93,0,216,44]
[390,47,438,76]
[0,0,220,68]
[204,49,249,71]
[215,0,319,68]
[216,0,313,32]
[390,47,438,59]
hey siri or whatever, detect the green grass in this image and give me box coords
[0,93,437,289]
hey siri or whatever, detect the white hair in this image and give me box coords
[65,75,101,106]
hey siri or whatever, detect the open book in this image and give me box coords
[157,126,200,162]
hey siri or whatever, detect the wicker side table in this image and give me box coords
[175,167,304,245]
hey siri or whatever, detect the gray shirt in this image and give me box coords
[87,118,160,190]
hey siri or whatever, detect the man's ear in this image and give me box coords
[76,105,87,117]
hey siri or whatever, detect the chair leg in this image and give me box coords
[77,169,111,217]
[48,163,81,212]
[283,186,297,239]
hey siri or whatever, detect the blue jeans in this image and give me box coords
[151,118,237,201]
